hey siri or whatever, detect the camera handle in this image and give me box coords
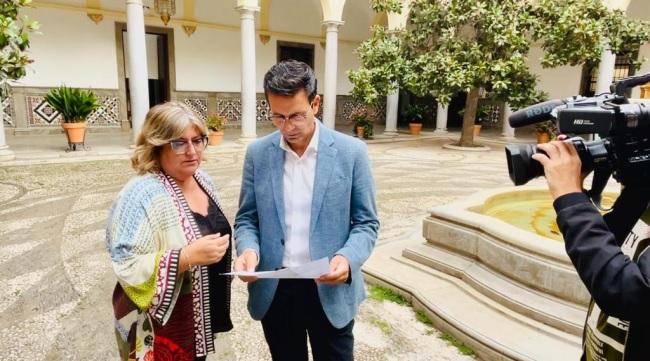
[585,166,612,212]
[611,73,650,97]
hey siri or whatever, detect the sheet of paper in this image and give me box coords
[222,257,330,279]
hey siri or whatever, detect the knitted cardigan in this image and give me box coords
[106,170,228,361]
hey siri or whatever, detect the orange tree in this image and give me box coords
[350,0,650,147]
[1,0,39,95]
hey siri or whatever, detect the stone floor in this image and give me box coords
[0,128,541,360]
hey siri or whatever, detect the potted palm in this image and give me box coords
[404,104,428,135]
[350,109,373,139]
[44,86,99,150]
[205,113,227,146]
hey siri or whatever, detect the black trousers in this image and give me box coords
[261,279,354,361]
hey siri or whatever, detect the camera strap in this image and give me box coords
[603,186,650,244]
[586,167,612,211]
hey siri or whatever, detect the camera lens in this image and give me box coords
[505,144,544,186]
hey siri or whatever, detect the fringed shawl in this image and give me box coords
[106,170,229,360]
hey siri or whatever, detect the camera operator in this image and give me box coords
[534,139,650,361]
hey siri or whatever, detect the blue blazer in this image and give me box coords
[234,124,379,328]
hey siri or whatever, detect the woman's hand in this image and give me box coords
[181,233,230,271]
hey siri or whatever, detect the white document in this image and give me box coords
[222,257,331,279]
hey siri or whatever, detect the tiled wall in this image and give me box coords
[5,88,384,132]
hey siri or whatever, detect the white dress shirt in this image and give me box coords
[279,121,320,267]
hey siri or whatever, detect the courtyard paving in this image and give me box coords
[0,129,546,360]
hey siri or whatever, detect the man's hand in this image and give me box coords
[233,249,259,282]
[532,140,583,200]
[317,255,350,284]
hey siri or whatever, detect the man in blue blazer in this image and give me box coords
[234,60,379,360]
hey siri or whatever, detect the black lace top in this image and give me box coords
[191,196,233,334]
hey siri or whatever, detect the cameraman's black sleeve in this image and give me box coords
[555,192,650,322]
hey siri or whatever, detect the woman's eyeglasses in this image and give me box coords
[169,136,208,154]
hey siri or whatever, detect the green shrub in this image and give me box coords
[43,86,100,123]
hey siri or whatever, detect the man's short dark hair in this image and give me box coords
[263,60,318,102]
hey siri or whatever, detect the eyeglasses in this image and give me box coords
[268,102,315,128]
[168,136,208,154]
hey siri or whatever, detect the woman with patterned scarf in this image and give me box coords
[106,101,233,361]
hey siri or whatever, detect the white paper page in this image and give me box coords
[222,257,330,279]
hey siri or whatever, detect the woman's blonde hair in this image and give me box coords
[131,101,208,175]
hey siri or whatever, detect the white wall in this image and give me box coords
[16,7,119,89]
[631,43,650,99]
[174,26,241,92]
[175,25,359,95]
[527,45,582,100]
[337,41,360,94]
[17,6,360,95]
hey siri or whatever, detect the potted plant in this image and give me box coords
[534,121,557,143]
[205,113,227,146]
[44,85,99,150]
[350,109,373,139]
[404,104,428,135]
[459,105,490,137]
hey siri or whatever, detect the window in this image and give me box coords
[580,53,637,97]
[277,41,315,69]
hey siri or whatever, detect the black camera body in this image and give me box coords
[505,73,650,200]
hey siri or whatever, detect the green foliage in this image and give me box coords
[44,86,100,123]
[440,332,477,357]
[403,103,429,123]
[350,0,650,113]
[1,0,39,95]
[349,109,374,139]
[370,318,392,334]
[415,310,433,326]
[370,0,403,13]
[349,25,408,105]
[366,284,477,356]
[205,113,226,132]
[534,120,557,136]
[531,0,650,69]
[368,285,409,305]
[459,104,490,124]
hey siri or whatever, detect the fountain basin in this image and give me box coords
[419,187,594,305]
[400,187,623,338]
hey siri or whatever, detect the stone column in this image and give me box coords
[435,104,448,133]
[237,5,259,140]
[322,20,343,129]
[384,90,399,135]
[596,48,616,94]
[501,103,515,138]
[0,115,14,161]
[125,0,150,143]
[383,0,409,137]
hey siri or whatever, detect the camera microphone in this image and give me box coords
[508,99,566,128]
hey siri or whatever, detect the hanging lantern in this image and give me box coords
[154,0,176,26]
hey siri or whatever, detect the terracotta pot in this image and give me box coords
[536,132,550,144]
[62,122,87,144]
[208,130,225,146]
[409,123,422,135]
[473,124,482,137]
[356,126,365,138]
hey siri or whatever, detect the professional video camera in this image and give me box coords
[505,73,650,208]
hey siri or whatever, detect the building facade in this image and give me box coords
[1,0,649,145]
